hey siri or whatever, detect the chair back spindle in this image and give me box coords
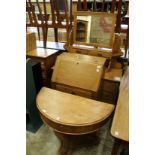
[26,0,72,48]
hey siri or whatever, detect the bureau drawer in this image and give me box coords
[55,84,93,99]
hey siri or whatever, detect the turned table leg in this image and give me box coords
[54,131,100,155]
[54,131,74,155]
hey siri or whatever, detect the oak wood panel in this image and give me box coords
[36,87,114,134]
[52,53,106,92]
[111,68,129,141]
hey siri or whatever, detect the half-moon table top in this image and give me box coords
[36,87,114,134]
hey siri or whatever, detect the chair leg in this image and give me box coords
[42,27,48,48]
[37,27,41,40]
[124,27,129,58]
[124,38,129,58]
[54,28,58,42]
[66,27,70,41]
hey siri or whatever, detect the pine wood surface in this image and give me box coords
[26,48,59,58]
[36,87,114,134]
[52,53,106,92]
[26,32,36,52]
[111,68,129,141]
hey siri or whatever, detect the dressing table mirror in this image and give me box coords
[74,11,116,49]
[65,11,123,60]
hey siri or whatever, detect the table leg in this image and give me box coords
[54,131,73,155]
[54,131,100,155]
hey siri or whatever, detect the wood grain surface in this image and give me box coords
[52,53,106,92]
[26,32,36,52]
[111,68,129,141]
[36,87,114,134]
[26,48,59,58]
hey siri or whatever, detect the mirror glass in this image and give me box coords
[74,12,116,48]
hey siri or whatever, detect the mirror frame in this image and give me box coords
[73,11,116,48]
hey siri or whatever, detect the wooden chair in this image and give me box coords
[26,0,72,48]
[111,0,129,58]
[26,4,41,40]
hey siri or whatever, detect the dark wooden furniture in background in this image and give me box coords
[26,0,72,48]
[26,4,41,40]
[76,0,129,29]
[37,12,50,40]
[36,87,114,155]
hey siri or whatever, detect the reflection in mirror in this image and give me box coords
[74,12,116,48]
